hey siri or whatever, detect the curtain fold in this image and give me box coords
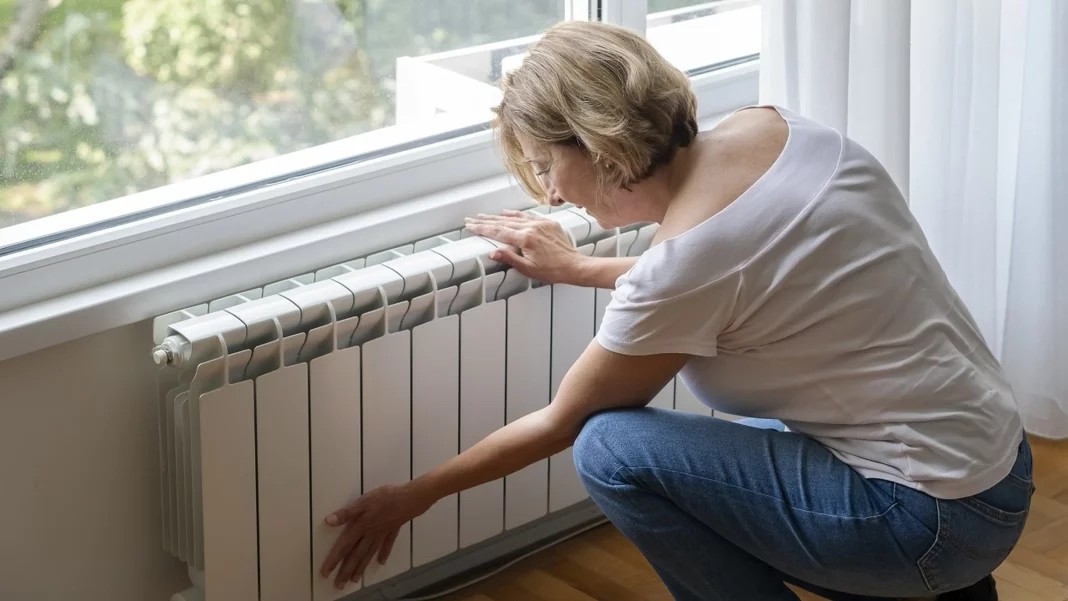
[999,0,1068,439]
[760,0,1068,438]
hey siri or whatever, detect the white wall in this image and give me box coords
[0,320,189,601]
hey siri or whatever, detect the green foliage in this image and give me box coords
[121,0,292,93]
[0,0,562,225]
[359,0,559,65]
[0,9,117,217]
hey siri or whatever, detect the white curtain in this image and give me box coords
[760,0,1068,439]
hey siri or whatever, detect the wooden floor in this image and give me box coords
[442,437,1068,601]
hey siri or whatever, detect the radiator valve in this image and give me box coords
[151,338,185,368]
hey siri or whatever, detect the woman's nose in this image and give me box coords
[538,176,560,205]
[543,182,564,206]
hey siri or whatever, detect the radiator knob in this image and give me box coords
[151,348,171,366]
[151,338,185,367]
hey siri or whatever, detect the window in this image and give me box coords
[0,0,761,358]
[646,0,761,74]
[0,0,566,235]
[0,0,759,289]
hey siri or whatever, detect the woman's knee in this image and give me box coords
[574,407,650,485]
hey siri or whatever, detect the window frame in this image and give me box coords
[0,0,759,362]
[602,0,650,34]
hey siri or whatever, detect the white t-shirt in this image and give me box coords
[596,105,1023,500]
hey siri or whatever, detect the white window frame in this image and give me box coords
[0,0,759,362]
[602,0,649,34]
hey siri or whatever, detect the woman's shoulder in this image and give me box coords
[636,105,846,297]
[703,106,791,206]
[717,105,789,138]
[660,107,790,238]
[648,106,797,259]
[712,105,790,157]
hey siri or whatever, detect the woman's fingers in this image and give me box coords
[465,210,558,248]
[321,526,360,578]
[320,500,367,576]
[325,504,362,527]
[319,485,424,587]
[498,209,545,221]
[336,536,375,588]
[475,212,532,225]
[470,213,526,224]
[490,247,536,275]
[349,537,381,584]
[470,210,548,228]
[465,217,530,232]
[464,222,527,247]
[377,529,400,565]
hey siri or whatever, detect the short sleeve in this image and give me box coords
[595,249,737,357]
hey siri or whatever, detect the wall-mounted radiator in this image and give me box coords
[150,206,715,601]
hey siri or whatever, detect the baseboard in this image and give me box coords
[352,501,606,601]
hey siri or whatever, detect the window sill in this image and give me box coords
[0,60,757,363]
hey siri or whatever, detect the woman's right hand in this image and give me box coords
[464,210,585,285]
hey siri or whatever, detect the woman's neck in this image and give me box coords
[622,143,702,224]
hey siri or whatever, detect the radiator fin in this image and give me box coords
[459,300,507,547]
[254,335,312,601]
[504,284,552,530]
[548,282,596,513]
[310,345,363,601]
[411,315,461,567]
[200,378,258,601]
[361,329,413,585]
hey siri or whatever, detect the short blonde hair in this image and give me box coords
[494,20,698,203]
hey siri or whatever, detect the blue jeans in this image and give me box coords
[574,408,1034,600]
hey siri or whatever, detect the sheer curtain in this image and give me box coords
[760,0,1068,439]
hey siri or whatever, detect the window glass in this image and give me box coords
[646,0,761,74]
[0,0,564,229]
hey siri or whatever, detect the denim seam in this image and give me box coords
[918,496,1025,592]
[955,496,1028,526]
[939,530,1012,561]
[1005,471,1032,488]
[922,501,1020,565]
[917,499,943,591]
[614,465,899,521]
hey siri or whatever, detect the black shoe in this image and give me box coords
[937,575,998,601]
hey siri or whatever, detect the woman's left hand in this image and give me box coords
[320,483,429,588]
[464,210,584,285]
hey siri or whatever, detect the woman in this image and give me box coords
[320,20,1032,600]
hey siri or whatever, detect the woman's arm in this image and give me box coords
[412,341,685,500]
[463,210,637,288]
[319,340,688,587]
[570,255,638,290]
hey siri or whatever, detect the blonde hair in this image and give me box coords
[493,20,698,203]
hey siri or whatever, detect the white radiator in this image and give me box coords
[151,206,716,601]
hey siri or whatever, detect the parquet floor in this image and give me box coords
[442,437,1068,601]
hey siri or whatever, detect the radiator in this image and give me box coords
[150,205,716,601]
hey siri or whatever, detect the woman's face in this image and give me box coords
[518,133,627,228]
